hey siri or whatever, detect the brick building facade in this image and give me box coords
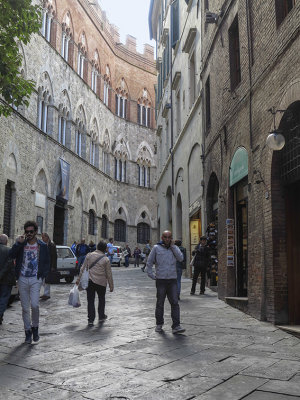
[150,0,300,325]
[0,0,158,250]
[201,0,300,324]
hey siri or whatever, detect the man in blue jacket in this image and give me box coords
[147,230,185,334]
[9,221,50,344]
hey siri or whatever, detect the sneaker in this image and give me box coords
[24,329,32,344]
[40,295,50,300]
[172,325,186,334]
[32,326,39,342]
[99,315,107,322]
[155,324,163,332]
[88,321,94,326]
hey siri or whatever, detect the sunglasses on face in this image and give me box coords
[25,230,35,234]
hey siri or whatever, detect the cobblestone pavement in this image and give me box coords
[1,266,300,399]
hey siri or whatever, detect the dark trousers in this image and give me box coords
[191,266,206,293]
[155,279,180,328]
[124,255,129,267]
[0,284,12,318]
[86,280,106,322]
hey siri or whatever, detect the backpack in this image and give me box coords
[143,246,150,255]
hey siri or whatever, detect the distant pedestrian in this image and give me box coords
[133,247,141,267]
[76,240,114,326]
[71,241,77,254]
[88,240,96,253]
[141,240,151,272]
[147,230,185,334]
[190,236,210,295]
[174,240,186,300]
[76,238,89,269]
[124,244,131,268]
[9,221,50,344]
[107,238,114,264]
[0,234,15,325]
[40,233,57,300]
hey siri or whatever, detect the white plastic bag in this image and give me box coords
[68,284,81,308]
[79,268,89,290]
[190,255,195,267]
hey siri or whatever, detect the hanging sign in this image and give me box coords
[59,158,70,201]
[226,218,235,267]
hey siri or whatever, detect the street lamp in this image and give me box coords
[266,107,286,151]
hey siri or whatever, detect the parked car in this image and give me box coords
[111,246,124,267]
[56,245,78,283]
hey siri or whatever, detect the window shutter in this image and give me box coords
[171,0,179,49]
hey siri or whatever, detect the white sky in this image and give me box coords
[98,0,155,54]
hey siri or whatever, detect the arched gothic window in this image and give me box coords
[137,222,150,244]
[101,214,108,238]
[38,89,51,133]
[88,209,96,235]
[114,219,126,242]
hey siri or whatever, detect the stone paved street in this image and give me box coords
[1,267,300,399]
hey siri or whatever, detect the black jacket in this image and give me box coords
[0,244,15,285]
[192,244,210,269]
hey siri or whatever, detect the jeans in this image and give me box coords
[0,284,12,318]
[18,276,43,330]
[77,255,86,269]
[155,279,180,328]
[87,280,106,322]
[124,255,129,267]
[191,266,206,293]
[176,266,183,296]
[42,279,50,296]
[108,254,113,265]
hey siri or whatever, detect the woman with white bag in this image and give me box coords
[76,241,114,326]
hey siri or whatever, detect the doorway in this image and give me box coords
[235,179,248,297]
[286,180,300,324]
[53,199,65,245]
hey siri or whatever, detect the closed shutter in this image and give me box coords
[171,0,179,49]
[3,181,12,236]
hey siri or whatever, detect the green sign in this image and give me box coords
[230,147,248,186]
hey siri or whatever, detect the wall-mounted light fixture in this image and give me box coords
[205,9,224,24]
[266,107,286,151]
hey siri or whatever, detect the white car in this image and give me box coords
[56,245,78,283]
[111,246,124,267]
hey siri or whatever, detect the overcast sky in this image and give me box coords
[98,0,155,53]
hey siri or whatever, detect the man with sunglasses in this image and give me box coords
[9,221,50,344]
[146,230,185,334]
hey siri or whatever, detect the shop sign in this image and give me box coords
[226,218,235,267]
[230,147,248,187]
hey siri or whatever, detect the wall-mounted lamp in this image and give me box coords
[266,107,286,151]
[205,9,223,24]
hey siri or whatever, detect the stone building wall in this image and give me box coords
[0,0,158,251]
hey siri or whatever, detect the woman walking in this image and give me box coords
[76,241,114,326]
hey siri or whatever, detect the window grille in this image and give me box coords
[137,222,150,244]
[114,219,126,242]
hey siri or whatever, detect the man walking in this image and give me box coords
[76,238,89,269]
[141,240,151,272]
[0,234,15,325]
[9,221,50,344]
[190,236,210,295]
[106,238,114,264]
[147,230,185,334]
[40,232,57,300]
[124,244,131,268]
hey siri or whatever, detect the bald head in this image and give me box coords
[0,234,8,245]
[161,230,172,247]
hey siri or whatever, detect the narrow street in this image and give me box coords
[1,267,300,399]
